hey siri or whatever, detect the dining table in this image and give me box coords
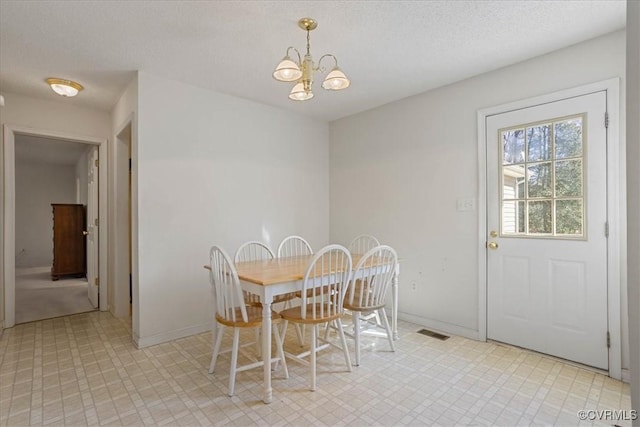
[206,252,400,404]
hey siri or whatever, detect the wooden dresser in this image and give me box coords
[51,204,86,280]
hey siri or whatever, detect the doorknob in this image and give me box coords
[487,242,499,250]
[82,230,89,236]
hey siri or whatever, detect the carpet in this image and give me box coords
[15,266,96,324]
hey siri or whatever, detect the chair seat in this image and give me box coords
[343,301,386,312]
[215,305,280,328]
[280,304,341,324]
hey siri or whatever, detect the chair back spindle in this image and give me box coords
[348,234,381,255]
[277,235,313,258]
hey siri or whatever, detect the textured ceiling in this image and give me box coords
[0,1,627,122]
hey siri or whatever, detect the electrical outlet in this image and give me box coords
[456,198,475,212]
[411,281,417,291]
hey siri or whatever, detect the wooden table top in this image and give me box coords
[236,254,368,286]
[205,253,396,286]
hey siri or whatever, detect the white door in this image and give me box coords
[486,91,608,369]
[86,146,99,308]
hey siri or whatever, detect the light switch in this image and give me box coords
[457,198,475,211]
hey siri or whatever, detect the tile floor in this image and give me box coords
[0,311,632,426]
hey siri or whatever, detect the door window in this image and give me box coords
[500,115,585,238]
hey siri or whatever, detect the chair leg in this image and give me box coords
[352,311,361,366]
[228,328,240,396]
[298,323,306,346]
[273,323,289,379]
[310,324,317,391]
[380,307,396,352]
[209,324,224,373]
[336,319,352,371]
[294,323,305,346]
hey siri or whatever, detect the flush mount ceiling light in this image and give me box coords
[273,17,350,101]
[46,78,83,97]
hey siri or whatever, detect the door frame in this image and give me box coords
[476,78,622,379]
[2,124,108,328]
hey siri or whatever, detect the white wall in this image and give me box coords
[135,72,329,347]
[625,0,640,416]
[330,31,628,363]
[0,93,112,137]
[15,157,76,268]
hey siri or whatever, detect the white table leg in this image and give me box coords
[262,296,273,404]
[392,262,400,340]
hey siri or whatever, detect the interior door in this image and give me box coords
[486,91,608,369]
[86,146,99,308]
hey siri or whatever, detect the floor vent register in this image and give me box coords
[417,328,450,341]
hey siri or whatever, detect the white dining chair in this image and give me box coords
[346,234,382,328]
[279,244,353,391]
[235,240,298,351]
[208,246,288,396]
[348,234,381,254]
[277,235,314,345]
[277,235,314,258]
[342,245,397,366]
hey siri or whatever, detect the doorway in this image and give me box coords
[14,135,96,323]
[2,125,108,328]
[477,79,622,379]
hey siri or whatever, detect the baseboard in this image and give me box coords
[134,322,210,349]
[398,311,480,341]
[621,368,631,383]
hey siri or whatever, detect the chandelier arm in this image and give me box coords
[316,54,338,73]
[286,46,302,65]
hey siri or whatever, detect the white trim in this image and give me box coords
[112,115,134,320]
[134,323,210,349]
[476,78,622,380]
[2,125,108,327]
[398,311,479,341]
[622,368,631,384]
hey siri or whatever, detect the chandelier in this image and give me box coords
[272,18,350,101]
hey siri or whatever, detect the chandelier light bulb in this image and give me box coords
[322,67,350,91]
[273,56,302,82]
[289,82,314,101]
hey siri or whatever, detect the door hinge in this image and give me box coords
[605,221,609,237]
[94,218,99,227]
[129,158,132,172]
[605,112,609,129]
[95,159,99,167]
[607,331,611,348]
[95,277,100,287]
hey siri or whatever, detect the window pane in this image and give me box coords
[502,201,525,234]
[555,159,582,197]
[555,118,583,159]
[527,162,552,198]
[528,200,552,234]
[503,165,526,199]
[502,129,525,164]
[556,199,583,235]
[527,124,552,161]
